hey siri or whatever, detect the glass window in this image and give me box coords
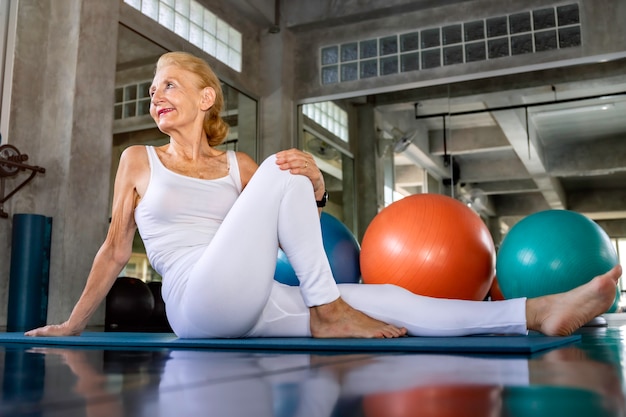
[421,28,440,49]
[158,4,174,30]
[442,24,462,45]
[189,1,203,26]
[204,33,217,56]
[557,4,580,26]
[533,8,556,30]
[464,20,485,41]
[216,41,229,63]
[380,56,398,75]
[360,39,378,59]
[174,12,189,38]
[115,81,153,120]
[511,34,533,55]
[317,3,581,84]
[341,43,358,62]
[204,10,217,34]
[380,36,398,56]
[443,45,464,66]
[400,32,419,52]
[141,0,158,20]
[300,112,355,232]
[341,63,358,82]
[559,26,581,48]
[189,23,203,48]
[321,66,339,84]
[302,101,349,143]
[535,30,557,52]
[360,59,378,78]
[488,38,509,58]
[400,52,419,72]
[229,28,242,52]
[175,0,190,16]
[487,16,508,37]
[322,46,339,65]
[421,49,441,69]
[124,0,242,71]
[465,41,486,62]
[510,12,532,34]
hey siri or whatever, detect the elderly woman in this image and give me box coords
[27,52,621,339]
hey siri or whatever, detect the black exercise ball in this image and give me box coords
[105,277,155,331]
[147,281,172,332]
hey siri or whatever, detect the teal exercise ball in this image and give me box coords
[274,212,361,286]
[496,210,618,304]
[503,386,617,417]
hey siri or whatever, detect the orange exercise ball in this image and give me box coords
[360,194,495,300]
[489,276,506,301]
[363,385,502,417]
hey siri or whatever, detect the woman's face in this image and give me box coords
[149,64,211,135]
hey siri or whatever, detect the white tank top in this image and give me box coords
[134,146,242,303]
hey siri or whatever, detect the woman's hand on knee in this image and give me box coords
[275,149,325,197]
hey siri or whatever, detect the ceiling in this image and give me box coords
[374,62,626,230]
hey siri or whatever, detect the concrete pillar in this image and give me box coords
[258,28,296,157]
[0,0,119,327]
[354,102,382,241]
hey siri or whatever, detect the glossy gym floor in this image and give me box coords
[1,320,626,417]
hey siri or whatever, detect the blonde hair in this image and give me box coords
[155,51,229,146]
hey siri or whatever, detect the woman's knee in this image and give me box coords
[256,154,312,188]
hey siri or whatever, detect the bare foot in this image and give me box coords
[526,265,622,336]
[310,297,407,338]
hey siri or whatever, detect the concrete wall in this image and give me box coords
[292,0,626,102]
[0,0,119,326]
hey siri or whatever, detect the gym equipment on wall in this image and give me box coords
[0,143,46,218]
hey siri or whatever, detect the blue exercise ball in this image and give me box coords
[496,210,619,308]
[274,212,361,285]
[275,249,299,286]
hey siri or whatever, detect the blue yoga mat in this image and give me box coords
[0,332,580,354]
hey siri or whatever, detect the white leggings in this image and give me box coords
[168,155,527,338]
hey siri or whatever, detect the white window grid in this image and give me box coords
[303,102,349,143]
[114,81,152,120]
[320,3,580,84]
[124,0,242,72]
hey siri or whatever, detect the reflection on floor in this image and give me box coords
[1,326,625,417]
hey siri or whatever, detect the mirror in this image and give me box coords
[372,60,626,232]
[112,24,259,281]
[300,101,357,232]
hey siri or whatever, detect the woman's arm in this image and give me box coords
[25,147,146,336]
[275,148,327,212]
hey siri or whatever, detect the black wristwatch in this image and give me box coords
[316,190,329,208]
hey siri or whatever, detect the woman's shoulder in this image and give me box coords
[232,151,256,166]
[119,145,150,173]
[233,151,258,188]
[116,146,151,198]
[121,144,149,158]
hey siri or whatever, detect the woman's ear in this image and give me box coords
[200,87,216,111]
